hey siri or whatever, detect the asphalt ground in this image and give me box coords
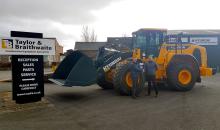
[0,74,220,130]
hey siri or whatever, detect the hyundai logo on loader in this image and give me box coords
[103,57,122,72]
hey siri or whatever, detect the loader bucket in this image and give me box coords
[50,50,97,87]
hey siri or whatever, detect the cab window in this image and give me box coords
[134,35,147,49]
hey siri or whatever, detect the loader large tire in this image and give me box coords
[97,77,113,89]
[167,62,198,91]
[113,62,145,95]
[97,69,113,89]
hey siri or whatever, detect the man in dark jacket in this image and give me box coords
[131,59,142,99]
[145,55,158,97]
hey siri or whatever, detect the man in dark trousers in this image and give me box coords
[131,59,142,99]
[145,55,158,97]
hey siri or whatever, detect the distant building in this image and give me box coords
[167,30,220,69]
[107,37,133,50]
[64,49,74,56]
[44,38,63,66]
[74,42,106,59]
[74,38,132,59]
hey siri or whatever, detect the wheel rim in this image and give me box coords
[178,69,192,85]
[125,72,132,88]
[125,71,141,88]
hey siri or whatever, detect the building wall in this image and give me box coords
[167,34,220,69]
[80,50,98,59]
[43,38,63,67]
[74,39,132,60]
[55,41,63,62]
[74,42,107,59]
[107,37,133,50]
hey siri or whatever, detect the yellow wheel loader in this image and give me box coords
[50,28,216,95]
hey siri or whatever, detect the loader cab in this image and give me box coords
[132,28,167,57]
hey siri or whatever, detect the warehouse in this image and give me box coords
[74,42,106,59]
[74,37,132,59]
[167,30,220,70]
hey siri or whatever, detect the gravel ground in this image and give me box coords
[0,74,220,130]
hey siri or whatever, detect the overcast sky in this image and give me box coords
[1,0,220,51]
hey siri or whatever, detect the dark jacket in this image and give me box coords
[145,61,158,76]
[131,63,142,79]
